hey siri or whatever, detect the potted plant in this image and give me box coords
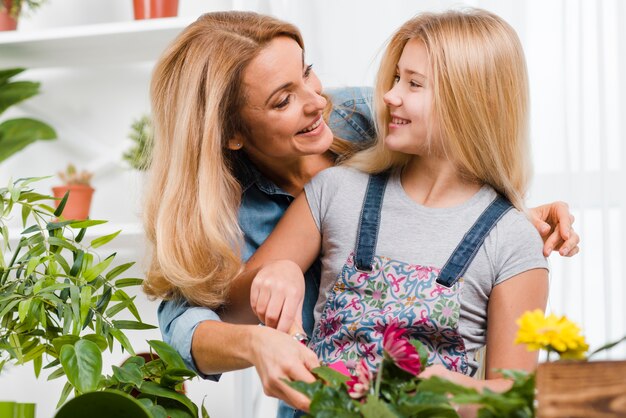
[0,177,207,417]
[0,68,56,161]
[0,0,47,31]
[132,0,178,20]
[123,115,153,171]
[52,164,94,220]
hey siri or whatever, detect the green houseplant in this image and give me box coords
[0,177,207,417]
[0,68,56,160]
[0,0,47,31]
[123,115,153,171]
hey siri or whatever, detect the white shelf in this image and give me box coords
[0,17,196,68]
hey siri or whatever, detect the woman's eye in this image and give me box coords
[304,64,314,78]
[410,81,422,88]
[393,75,400,84]
[275,95,291,109]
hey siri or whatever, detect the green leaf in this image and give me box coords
[105,262,135,281]
[33,351,43,378]
[83,253,116,282]
[53,190,69,217]
[21,203,31,227]
[57,381,74,409]
[147,340,187,370]
[112,320,157,330]
[109,328,135,356]
[105,298,137,318]
[9,333,23,362]
[47,366,66,381]
[0,80,40,114]
[201,398,210,418]
[114,278,144,288]
[138,381,198,417]
[18,298,32,322]
[147,405,169,418]
[589,335,626,359]
[312,365,350,386]
[79,286,92,326]
[112,364,144,387]
[69,250,84,277]
[75,227,87,243]
[160,368,197,388]
[82,334,108,352]
[90,230,121,249]
[60,339,102,393]
[360,395,398,418]
[52,335,80,354]
[70,219,107,229]
[0,68,25,86]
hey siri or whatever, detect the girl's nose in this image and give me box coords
[383,85,402,108]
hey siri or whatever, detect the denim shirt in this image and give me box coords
[157,86,374,380]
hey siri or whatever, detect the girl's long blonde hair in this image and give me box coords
[348,9,530,210]
[143,12,304,308]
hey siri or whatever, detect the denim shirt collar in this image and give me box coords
[232,151,293,197]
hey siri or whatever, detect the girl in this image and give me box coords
[234,8,549,394]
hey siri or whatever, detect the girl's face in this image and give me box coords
[383,39,438,156]
[232,36,334,161]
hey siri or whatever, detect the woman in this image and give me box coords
[143,11,579,413]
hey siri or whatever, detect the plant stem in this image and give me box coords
[374,363,383,396]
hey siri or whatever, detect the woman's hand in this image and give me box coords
[527,201,580,257]
[249,326,319,412]
[250,260,305,332]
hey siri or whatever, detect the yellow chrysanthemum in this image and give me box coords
[515,309,589,360]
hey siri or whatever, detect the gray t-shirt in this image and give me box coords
[304,166,548,373]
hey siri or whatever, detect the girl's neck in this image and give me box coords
[401,156,483,208]
[245,151,334,196]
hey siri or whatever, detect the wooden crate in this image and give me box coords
[536,361,626,417]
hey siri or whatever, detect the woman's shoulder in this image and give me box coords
[324,86,375,144]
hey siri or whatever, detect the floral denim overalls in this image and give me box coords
[308,172,513,375]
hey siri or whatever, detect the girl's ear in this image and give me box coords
[227,134,244,150]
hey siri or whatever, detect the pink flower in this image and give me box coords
[346,359,373,399]
[327,360,351,377]
[382,321,422,376]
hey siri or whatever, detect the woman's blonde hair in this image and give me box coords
[143,12,304,308]
[348,9,530,209]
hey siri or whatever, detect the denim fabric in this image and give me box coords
[157,87,374,381]
[436,195,513,287]
[354,172,389,271]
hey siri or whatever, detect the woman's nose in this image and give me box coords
[303,88,327,114]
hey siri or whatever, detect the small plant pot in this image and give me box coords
[52,184,95,220]
[0,0,18,31]
[55,390,151,418]
[133,0,178,20]
[0,401,35,418]
[536,360,626,417]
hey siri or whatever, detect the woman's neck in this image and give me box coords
[245,151,334,196]
[401,156,483,208]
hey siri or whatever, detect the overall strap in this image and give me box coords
[436,194,514,287]
[354,172,390,271]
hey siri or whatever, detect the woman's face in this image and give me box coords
[231,36,334,161]
[382,39,439,156]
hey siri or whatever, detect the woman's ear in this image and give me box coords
[227,134,244,151]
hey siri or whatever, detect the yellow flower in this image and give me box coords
[515,309,589,360]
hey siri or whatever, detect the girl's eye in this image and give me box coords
[304,64,314,78]
[410,81,422,88]
[275,95,291,109]
[393,75,400,84]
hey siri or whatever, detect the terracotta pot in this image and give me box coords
[0,0,18,31]
[133,0,178,20]
[536,360,626,418]
[52,184,95,220]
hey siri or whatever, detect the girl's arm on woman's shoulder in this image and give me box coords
[420,268,549,393]
[222,192,322,332]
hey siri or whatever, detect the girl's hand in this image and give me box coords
[527,201,580,257]
[250,259,305,332]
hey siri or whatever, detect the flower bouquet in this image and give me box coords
[288,321,535,418]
